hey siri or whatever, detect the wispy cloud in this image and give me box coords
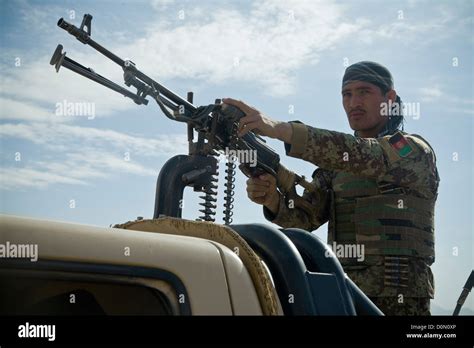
[419,86,443,102]
[445,107,474,115]
[0,0,364,103]
[0,122,187,156]
[1,54,135,120]
[150,0,175,11]
[342,2,473,48]
[14,0,66,35]
[0,150,158,190]
[0,122,187,190]
[417,84,473,115]
[0,96,59,122]
[127,0,363,97]
[0,167,87,190]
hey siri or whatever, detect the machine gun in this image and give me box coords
[50,13,316,224]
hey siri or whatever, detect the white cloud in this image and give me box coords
[347,2,473,48]
[0,150,157,190]
[417,85,473,115]
[68,152,156,176]
[1,0,362,106]
[0,122,187,157]
[150,0,175,11]
[445,107,474,115]
[0,167,87,190]
[419,86,443,102]
[0,97,60,122]
[127,0,362,96]
[1,53,134,120]
[0,122,187,190]
[446,96,474,105]
[14,0,66,35]
[375,21,434,40]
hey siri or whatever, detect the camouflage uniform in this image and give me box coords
[264,122,440,315]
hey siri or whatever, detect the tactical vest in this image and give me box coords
[327,171,435,267]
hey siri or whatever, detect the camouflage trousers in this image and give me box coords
[369,296,431,316]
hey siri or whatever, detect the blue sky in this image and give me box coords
[0,0,472,314]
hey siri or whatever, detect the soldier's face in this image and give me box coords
[341,81,388,135]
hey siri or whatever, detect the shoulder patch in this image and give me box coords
[407,134,436,157]
[388,132,413,158]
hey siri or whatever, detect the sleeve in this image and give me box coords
[262,169,332,231]
[284,122,439,198]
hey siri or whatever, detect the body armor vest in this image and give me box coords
[327,171,435,267]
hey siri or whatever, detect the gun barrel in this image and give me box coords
[57,16,196,113]
[50,45,148,105]
[57,18,125,67]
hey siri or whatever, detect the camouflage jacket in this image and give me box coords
[264,122,440,298]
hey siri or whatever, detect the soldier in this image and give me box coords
[223,61,440,315]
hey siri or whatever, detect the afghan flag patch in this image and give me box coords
[388,132,413,157]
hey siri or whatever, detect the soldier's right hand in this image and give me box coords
[246,174,280,213]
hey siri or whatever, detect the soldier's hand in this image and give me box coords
[246,173,280,213]
[222,98,284,139]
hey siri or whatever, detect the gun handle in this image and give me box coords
[220,103,245,120]
[239,164,269,178]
